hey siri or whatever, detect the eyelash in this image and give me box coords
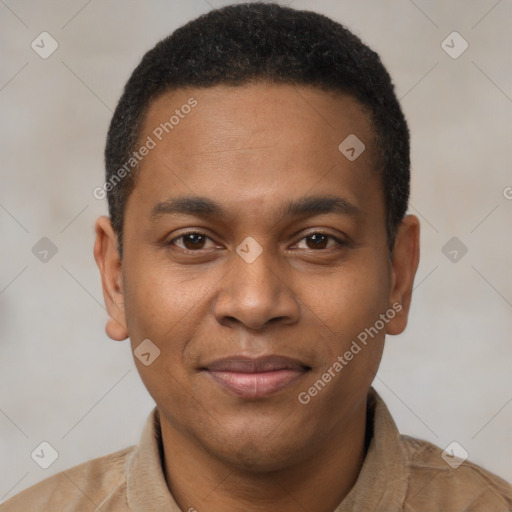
[167,231,347,252]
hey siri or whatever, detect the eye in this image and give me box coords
[169,232,217,251]
[167,231,346,252]
[294,232,345,250]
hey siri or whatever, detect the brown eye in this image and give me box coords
[295,233,342,250]
[171,233,214,251]
[305,233,329,249]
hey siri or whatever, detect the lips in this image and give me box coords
[202,356,310,399]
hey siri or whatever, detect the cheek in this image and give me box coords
[300,254,390,343]
[121,266,189,391]
[121,254,225,389]
[122,266,200,411]
[122,254,202,339]
[296,258,389,413]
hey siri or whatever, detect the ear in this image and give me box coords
[93,216,128,341]
[386,214,420,335]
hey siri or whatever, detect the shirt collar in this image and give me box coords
[333,388,410,511]
[126,408,182,511]
[126,387,409,511]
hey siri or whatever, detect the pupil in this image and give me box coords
[309,234,327,249]
[185,234,204,248]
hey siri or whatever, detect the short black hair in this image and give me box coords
[105,2,410,256]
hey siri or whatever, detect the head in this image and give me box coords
[95,3,419,472]
[104,2,410,257]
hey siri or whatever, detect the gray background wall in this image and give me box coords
[1,0,511,501]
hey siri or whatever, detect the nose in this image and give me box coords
[213,244,300,331]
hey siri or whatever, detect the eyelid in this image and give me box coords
[290,230,347,250]
[168,231,218,250]
[167,229,348,251]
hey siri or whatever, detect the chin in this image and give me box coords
[209,431,308,474]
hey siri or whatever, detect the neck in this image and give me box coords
[160,398,369,512]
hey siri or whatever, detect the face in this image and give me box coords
[95,83,419,472]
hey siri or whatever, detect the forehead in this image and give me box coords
[141,82,375,155]
[127,83,382,223]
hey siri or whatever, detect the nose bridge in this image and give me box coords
[213,238,299,329]
[236,241,278,295]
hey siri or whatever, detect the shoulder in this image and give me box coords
[0,445,135,512]
[401,435,512,511]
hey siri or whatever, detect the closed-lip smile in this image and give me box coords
[202,355,310,399]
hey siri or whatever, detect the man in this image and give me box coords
[2,3,511,511]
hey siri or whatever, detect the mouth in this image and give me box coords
[201,355,311,399]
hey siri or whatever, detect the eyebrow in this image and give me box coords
[150,194,363,221]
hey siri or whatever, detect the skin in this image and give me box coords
[94,82,420,512]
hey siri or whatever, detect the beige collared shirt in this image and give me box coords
[2,388,511,511]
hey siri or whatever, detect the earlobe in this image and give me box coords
[386,214,420,336]
[106,316,128,341]
[94,216,129,341]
